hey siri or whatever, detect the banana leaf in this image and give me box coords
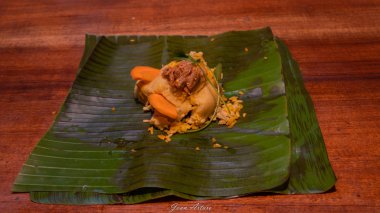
[12,27,336,204]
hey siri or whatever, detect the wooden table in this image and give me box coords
[1,0,379,212]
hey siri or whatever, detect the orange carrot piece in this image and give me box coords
[130,66,160,82]
[148,94,178,119]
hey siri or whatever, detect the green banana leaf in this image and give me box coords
[12,27,336,204]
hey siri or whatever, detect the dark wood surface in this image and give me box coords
[1,0,379,212]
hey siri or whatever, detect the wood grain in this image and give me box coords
[0,0,379,212]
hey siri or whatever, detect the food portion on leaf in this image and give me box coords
[131,51,243,141]
[11,28,336,205]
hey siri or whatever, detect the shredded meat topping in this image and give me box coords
[161,60,203,93]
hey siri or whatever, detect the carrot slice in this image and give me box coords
[148,94,178,119]
[130,66,160,82]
